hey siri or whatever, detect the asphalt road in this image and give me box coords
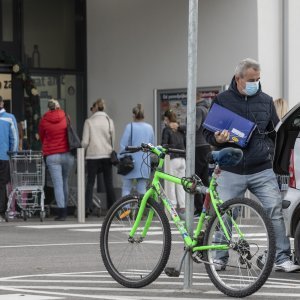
[1,216,300,300]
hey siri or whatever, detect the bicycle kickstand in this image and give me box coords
[164,248,188,277]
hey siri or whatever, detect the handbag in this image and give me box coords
[66,114,81,154]
[117,123,134,175]
[107,117,119,166]
[117,155,134,175]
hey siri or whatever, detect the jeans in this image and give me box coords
[122,178,148,197]
[215,168,291,264]
[46,153,74,208]
[85,158,116,211]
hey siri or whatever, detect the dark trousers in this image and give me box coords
[85,158,116,211]
[0,160,10,214]
[194,145,211,212]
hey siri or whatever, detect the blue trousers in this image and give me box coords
[46,153,74,208]
[216,168,291,264]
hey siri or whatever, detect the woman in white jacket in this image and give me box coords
[81,99,116,216]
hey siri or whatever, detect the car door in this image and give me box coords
[273,102,300,177]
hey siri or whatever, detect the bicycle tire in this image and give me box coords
[100,194,171,288]
[203,197,275,298]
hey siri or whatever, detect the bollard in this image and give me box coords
[77,148,85,223]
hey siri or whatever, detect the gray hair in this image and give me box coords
[48,99,60,110]
[235,58,260,77]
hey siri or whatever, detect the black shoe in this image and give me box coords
[54,215,66,221]
[54,208,66,221]
[85,208,92,218]
[194,210,200,217]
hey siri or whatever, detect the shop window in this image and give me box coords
[0,0,13,42]
[0,73,12,111]
[23,0,76,69]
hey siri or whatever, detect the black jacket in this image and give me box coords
[195,98,211,147]
[161,126,185,159]
[203,76,279,175]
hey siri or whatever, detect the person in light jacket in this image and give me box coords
[119,103,154,197]
[0,96,18,221]
[81,98,116,215]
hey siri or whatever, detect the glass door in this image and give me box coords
[0,72,12,112]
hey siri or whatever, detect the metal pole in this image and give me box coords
[77,148,85,223]
[184,0,198,290]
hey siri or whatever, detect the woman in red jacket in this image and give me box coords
[39,99,74,221]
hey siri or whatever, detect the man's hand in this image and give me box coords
[214,130,231,143]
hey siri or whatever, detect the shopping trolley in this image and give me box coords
[5,151,46,222]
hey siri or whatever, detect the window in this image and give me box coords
[23,0,76,69]
[0,0,13,42]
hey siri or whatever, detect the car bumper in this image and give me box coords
[282,187,300,237]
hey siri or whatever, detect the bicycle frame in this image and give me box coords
[128,148,243,254]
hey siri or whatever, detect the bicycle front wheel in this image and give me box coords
[203,197,275,298]
[100,194,171,288]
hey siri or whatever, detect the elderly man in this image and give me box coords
[204,58,300,273]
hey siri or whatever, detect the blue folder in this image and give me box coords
[203,103,256,148]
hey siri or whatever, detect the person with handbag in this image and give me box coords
[81,98,116,216]
[39,99,74,221]
[119,103,154,197]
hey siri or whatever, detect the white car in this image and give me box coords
[273,102,300,261]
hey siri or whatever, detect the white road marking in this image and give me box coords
[0,294,63,299]
[2,270,300,299]
[18,224,101,229]
[0,243,98,249]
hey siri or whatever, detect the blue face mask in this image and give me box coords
[243,81,259,96]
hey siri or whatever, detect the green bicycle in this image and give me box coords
[100,143,275,297]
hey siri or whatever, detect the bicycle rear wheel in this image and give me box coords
[203,197,275,297]
[100,194,171,288]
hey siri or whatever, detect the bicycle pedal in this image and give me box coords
[164,267,180,277]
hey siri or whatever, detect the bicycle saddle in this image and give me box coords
[209,147,243,167]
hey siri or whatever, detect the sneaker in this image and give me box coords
[0,215,5,222]
[213,259,226,271]
[274,260,300,273]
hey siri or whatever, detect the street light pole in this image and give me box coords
[184,0,198,290]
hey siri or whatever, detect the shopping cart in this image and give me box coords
[5,151,46,222]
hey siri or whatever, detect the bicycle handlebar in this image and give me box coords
[125,144,185,155]
[124,144,243,167]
